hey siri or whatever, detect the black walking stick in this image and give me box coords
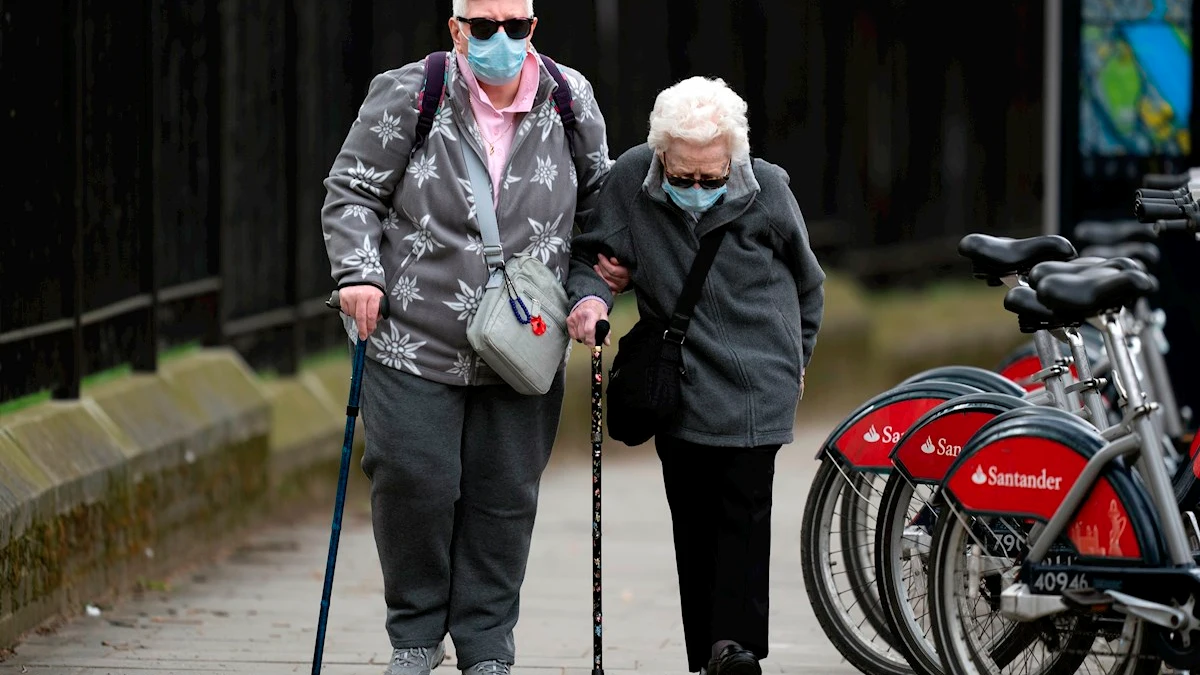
[312,290,390,675]
[590,319,611,675]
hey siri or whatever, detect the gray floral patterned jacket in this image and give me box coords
[321,51,612,387]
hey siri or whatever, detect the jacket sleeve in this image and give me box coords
[321,63,425,291]
[561,68,613,233]
[770,172,826,368]
[566,164,635,309]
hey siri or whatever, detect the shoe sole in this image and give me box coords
[718,656,761,675]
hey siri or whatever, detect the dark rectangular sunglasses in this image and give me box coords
[664,172,731,190]
[456,16,535,40]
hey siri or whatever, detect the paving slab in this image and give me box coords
[0,422,857,675]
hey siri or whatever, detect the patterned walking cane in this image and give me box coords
[591,319,611,675]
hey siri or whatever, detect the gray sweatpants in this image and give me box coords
[358,357,565,667]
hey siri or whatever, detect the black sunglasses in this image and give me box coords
[664,163,732,190]
[456,16,535,40]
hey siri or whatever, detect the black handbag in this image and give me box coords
[606,227,728,446]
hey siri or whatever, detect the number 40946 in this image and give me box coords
[1031,571,1089,592]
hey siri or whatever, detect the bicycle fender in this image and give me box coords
[900,364,1027,397]
[816,381,981,471]
[890,393,1031,485]
[941,409,1164,564]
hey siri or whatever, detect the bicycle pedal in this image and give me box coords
[1061,587,1114,613]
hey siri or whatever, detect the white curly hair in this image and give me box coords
[647,76,750,161]
[453,0,535,17]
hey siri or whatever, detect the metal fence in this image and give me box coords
[1,0,1047,405]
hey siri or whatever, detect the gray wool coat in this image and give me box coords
[566,144,826,447]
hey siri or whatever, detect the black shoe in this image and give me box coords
[706,645,761,675]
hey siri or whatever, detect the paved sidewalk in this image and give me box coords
[0,422,856,675]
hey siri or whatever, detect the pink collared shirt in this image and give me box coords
[455,50,541,206]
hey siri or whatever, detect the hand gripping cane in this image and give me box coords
[311,290,390,675]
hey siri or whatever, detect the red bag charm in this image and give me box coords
[530,315,547,336]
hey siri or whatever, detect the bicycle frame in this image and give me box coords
[1020,309,1192,569]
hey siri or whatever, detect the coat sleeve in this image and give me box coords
[321,63,425,292]
[560,68,613,233]
[565,160,636,309]
[768,170,826,368]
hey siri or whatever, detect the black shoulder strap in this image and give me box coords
[411,51,449,158]
[537,54,577,158]
[664,228,729,343]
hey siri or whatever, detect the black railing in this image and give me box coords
[2,0,1050,406]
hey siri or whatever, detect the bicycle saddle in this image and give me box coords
[957,233,1077,281]
[1028,256,1144,287]
[1072,220,1160,247]
[1036,267,1159,318]
[1079,241,1161,268]
[1003,285,1066,333]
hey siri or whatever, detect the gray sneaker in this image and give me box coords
[462,660,510,675]
[384,642,446,675]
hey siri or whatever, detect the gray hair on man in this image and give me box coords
[452,0,535,16]
[647,76,751,161]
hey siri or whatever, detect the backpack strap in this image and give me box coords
[537,54,577,158]
[411,51,450,158]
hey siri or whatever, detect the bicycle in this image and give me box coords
[873,239,1192,675]
[921,184,1200,674]
[801,233,1089,675]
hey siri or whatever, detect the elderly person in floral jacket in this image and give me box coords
[320,2,626,674]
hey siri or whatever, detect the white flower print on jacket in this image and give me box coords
[321,51,612,386]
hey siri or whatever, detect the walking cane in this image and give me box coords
[591,319,611,675]
[312,290,390,675]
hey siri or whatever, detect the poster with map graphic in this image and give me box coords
[1080,0,1192,157]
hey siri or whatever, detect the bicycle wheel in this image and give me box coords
[839,469,896,647]
[802,459,912,675]
[876,473,942,675]
[927,508,1158,675]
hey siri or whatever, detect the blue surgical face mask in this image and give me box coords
[662,179,727,214]
[466,32,528,86]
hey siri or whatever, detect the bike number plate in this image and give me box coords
[1028,565,1090,594]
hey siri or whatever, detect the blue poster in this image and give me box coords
[1080,0,1192,157]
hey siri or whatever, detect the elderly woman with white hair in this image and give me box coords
[566,76,825,675]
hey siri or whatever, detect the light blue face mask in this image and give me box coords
[662,179,727,214]
[466,32,528,86]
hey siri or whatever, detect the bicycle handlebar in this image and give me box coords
[1136,198,1191,223]
[1143,173,1191,190]
[1137,187,1190,201]
[1156,219,1196,233]
[326,289,392,320]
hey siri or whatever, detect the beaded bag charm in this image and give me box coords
[501,268,547,336]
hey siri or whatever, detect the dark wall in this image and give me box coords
[1,0,1051,404]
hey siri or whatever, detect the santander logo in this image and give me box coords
[863,425,902,444]
[970,465,1064,491]
[921,436,961,457]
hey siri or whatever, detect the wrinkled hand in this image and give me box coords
[567,299,611,347]
[339,285,385,340]
[594,254,630,295]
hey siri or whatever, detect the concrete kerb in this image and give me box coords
[0,348,273,650]
[0,401,136,648]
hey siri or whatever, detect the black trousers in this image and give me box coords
[656,435,780,673]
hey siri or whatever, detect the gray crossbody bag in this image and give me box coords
[459,138,571,395]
